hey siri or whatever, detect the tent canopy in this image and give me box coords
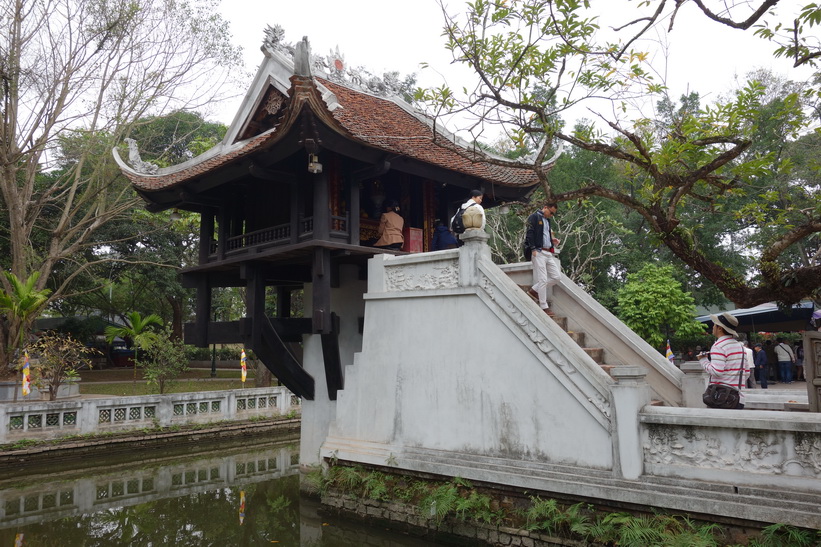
[697,301,815,333]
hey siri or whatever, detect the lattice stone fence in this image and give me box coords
[0,387,299,444]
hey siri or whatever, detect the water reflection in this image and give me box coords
[0,437,442,546]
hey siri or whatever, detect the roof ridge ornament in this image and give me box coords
[123,138,159,175]
[260,25,406,99]
[293,36,312,77]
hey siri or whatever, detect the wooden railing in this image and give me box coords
[225,222,292,251]
[206,212,363,260]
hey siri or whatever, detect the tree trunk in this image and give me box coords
[255,361,271,387]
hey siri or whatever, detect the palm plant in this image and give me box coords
[0,272,52,379]
[105,311,163,388]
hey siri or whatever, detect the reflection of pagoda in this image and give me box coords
[114,29,538,404]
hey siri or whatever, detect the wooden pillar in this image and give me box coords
[349,178,360,245]
[312,247,332,334]
[290,182,299,244]
[199,207,214,265]
[217,208,227,260]
[312,170,330,241]
[276,286,291,319]
[192,274,211,347]
[241,263,266,347]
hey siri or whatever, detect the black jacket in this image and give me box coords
[524,211,552,259]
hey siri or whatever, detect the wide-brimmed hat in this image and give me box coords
[709,312,739,336]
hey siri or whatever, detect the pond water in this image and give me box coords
[0,436,456,546]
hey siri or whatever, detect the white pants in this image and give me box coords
[531,250,561,309]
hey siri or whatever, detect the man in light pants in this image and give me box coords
[524,202,561,317]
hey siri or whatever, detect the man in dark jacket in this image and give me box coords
[524,202,561,316]
[753,343,768,389]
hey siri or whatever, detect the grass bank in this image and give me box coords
[78,367,270,396]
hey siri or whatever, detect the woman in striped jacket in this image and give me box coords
[699,312,751,409]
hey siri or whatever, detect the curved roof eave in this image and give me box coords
[114,37,540,196]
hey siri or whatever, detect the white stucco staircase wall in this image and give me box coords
[325,231,617,471]
[320,231,821,529]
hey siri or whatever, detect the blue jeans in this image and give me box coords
[778,361,793,383]
[758,364,768,388]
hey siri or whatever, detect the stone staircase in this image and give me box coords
[520,285,613,370]
[519,284,659,404]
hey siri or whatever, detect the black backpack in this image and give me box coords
[450,203,475,234]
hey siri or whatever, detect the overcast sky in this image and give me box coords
[214,0,814,131]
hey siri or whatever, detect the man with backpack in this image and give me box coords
[450,189,485,233]
[524,202,561,316]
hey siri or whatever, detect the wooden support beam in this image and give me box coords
[199,207,214,265]
[321,313,343,400]
[312,247,332,334]
[276,286,292,318]
[189,275,211,347]
[242,263,266,348]
[349,176,360,246]
[312,165,330,241]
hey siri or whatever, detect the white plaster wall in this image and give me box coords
[332,290,613,469]
[300,265,366,465]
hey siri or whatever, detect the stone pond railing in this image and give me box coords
[0,386,299,444]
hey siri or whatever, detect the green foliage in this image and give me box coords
[0,272,52,332]
[104,311,163,351]
[0,0,242,385]
[525,497,593,537]
[139,328,189,394]
[54,316,109,345]
[105,311,164,389]
[8,439,39,450]
[23,332,99,401]
[128,111,227,167]
[752,523,820,547]
[454,490,501,525]
[424,0,821,307]
[616,264,706,349]
[362,471,390,501]
[332,465,365,493]
[419,482,461,525]
[0,271,53,375]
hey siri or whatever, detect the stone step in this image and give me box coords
[567,331,585,346]
[584,348,605,364]
[517,285,611,373]
[551,315,568,330]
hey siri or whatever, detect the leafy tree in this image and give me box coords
[616,264,706,349]
[0,272,52,377]
[421,0,821,307]
[24,332,98,401]
[51,113,227,336]
[0,0,241,372]
[588,1,821,70]
[129,111,227,167]
[105,311,163,387]
[139,328,189,394]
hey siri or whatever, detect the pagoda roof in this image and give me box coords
[113,33,539,205]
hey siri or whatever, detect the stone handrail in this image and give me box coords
[0,386,299,444]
